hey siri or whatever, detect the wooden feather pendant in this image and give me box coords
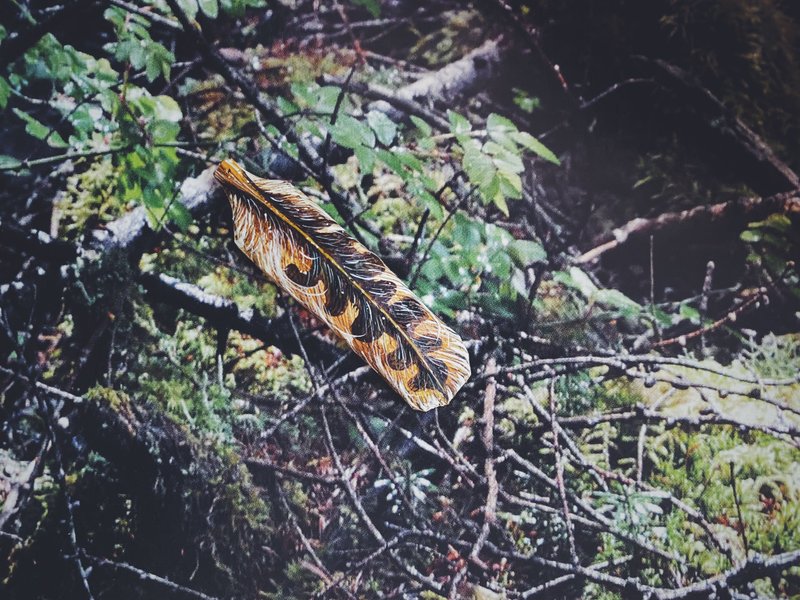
[214,159,471,411]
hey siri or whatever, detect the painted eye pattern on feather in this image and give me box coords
[214,159,471,411]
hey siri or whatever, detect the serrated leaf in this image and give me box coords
[198,0,219,18]
[487,113,518,134]
[463,143,495,188]
[508,239,546,266]
[512,131,560,165]
[178,0,199,20]
[410,115,432,137]
[366,110,397,146]
[13,108,50,140]
[328,115,375,149]
[354,145,376,173]
[447,110,472,135]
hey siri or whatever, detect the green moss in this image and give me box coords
[56,158,126,238]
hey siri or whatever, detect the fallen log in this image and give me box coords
[366,37,505,124]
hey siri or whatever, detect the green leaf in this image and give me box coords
[740,230,761,243]
[168,202,193,231]
[198,0,219,18]
[595,289,641,313]
[393,149,424,172]
[128,41,146,70]
[152,95,182,122]
[508,239,546,266]
[177,0,199,20]
[492,192,509,216]
[679,304,701,323]
[490,250,513,278]
[143,188,165,210]
[486,113,518,134]
[0,76,9,109]
[410,115,432,137]
[453,213,482,248]
[13,108,50,140]
[512,131,560,165]
[563,266,598,298]
[144,44,174,82]
[48,131,69,148]
[513,88,540,113]
[497,171,522,199]
[354,145,376,173]
[485,141,524,173]
[150,120,180,143]
[276,96,299,114]
[328,115,374,149]
[290,82,316,107]
[462,142,495,188]
[366,110,397,146]
[447,110,472,135]
[0,155,22,170]
[352,0,381,17]
[316,86,341,114]
[510,269,528,296]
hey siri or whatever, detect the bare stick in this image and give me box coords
[448,357,499,597]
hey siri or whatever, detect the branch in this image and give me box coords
[653,550,800,600]
[321,74,451,132]
[576,191,800,263]
[366,38,505,125]
[83,554,220,600]
[449,357,499,597]
[0,218,77,264]
[89,165,219,257]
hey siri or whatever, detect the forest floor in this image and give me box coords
[1,1,799,598]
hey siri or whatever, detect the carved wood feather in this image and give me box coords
[214,159,470,411]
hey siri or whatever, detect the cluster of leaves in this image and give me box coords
[446,110,559,215]
[274,79,567,323]
[742,213,800,302]
[3,17,188,227]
